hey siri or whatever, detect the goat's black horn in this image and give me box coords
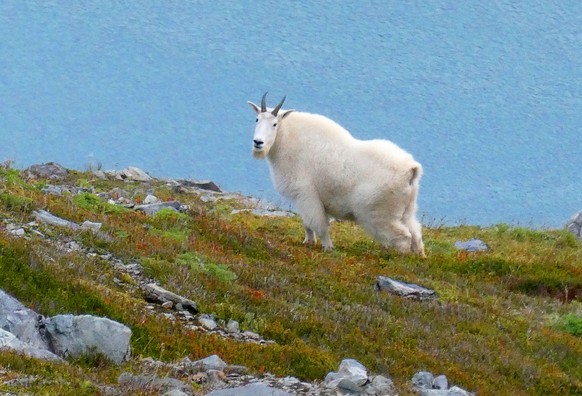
[260,92,268,112]
[271,95,286,116]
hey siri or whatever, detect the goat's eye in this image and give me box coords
[255,118,258,122]
[273,123,277,127]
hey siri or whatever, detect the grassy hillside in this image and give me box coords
[0,164,581,395]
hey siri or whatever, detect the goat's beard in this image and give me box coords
[253,148,268,159]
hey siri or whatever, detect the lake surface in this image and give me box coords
[1,1,580,227]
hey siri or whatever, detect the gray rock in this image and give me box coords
[0,328,62,361]
[0,290,49,350]
[92,170,108,180]
[21,162,68,180]
[9,228,25,237]
[175,179,222,193]
[163,390,189,396]
[226,319,240,334]
[117,166,153,182]
[33,210,79,230]
[418,387,474,396]
[41,185,64,196]
[454,239,489,252]
[412,371,434,389]
[198,315,218,331]
[142,283,198,314]
[231,209,295,218]
[135,201,183,216]
[565,211,582,241]
[205,382,292,396]
[44,314,131,364]
[325,358,368,391]
[189,354,227,371]
[375,276,437,300]
[241,330,261,340]
[369,375,396,395]
[434,374,449,390]
[143,194,160,204]
[81,221,102,231]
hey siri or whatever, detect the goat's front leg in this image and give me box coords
[296,197,333,251]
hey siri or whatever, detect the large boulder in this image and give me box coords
[565,211,582,241]
[0,290,49,350]
[44,314,131,364]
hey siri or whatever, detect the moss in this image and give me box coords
[73,192,129,214]
[0,193,35,213]
[553,314,582,337]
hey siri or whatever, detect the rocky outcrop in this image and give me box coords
[21,162,68,180]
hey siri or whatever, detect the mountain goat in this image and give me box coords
[248,93,426,257]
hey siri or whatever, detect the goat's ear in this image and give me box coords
[247,101,260,114]
[281,110,295,119]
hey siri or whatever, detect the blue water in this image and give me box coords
[1,1,580,227]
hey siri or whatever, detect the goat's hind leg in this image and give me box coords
[401,193,426,257]
[303,226,317,246]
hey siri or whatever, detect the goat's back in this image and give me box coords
[271,111,421,214]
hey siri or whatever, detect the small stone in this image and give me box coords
[412,371,434,389]
[199,316,218,330]
[434,374,449,390]
[242,330,260,340]
[375,276,437,300]
[81,221,102,231]
[190,354,228,371]
[143,194,160,204]
[161,301,173,309]
[280,376,300,387]
[226,319,240,333]
[206,369,226,385]
[92,170,108,180]
[10,228,26,237]
[454,239,489,252]
[369,375,396,395]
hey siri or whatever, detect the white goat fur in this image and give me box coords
[248,95,425,257]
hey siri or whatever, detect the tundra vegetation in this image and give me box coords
[0,164,581,395]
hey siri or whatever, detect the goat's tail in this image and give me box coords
[409,163,423,186]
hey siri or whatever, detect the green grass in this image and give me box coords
[0,165,581,395]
